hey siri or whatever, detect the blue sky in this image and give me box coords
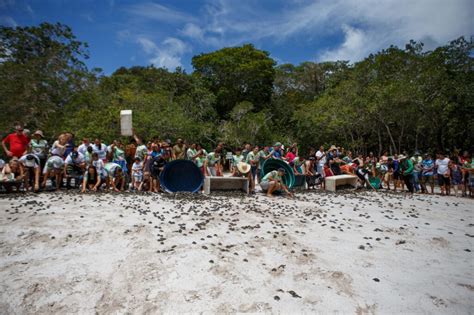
[1,0,472,74]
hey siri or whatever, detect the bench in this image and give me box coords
[203,176,249,194]
[325,175,358,192]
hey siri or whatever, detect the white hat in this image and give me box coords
[237,162,251,174]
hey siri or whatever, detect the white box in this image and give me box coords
[120,110,133,136]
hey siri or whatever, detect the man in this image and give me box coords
[19,152,41,192]
[150,150,168,192]
[42,155,65,190]
[64,149,86,189]
[246,145,260,190]
[186,143,199,162]
[78,138,91,156]
[269,142,284,160]
[92,138,108,162]
[420,154,435,194]
[172,138,186,160]
[207,149,222,176]
[399,155,414,193]
[435,152,451,195]
[260,168,293,198]
[2,123,29,158]
[242,143,252,160]
[29,130,48,169]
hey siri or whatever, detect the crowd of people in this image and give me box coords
[1,122,473,198]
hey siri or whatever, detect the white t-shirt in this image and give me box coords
[43,155,64,173]
[316,150,326,166]
[65,152,85,165]
[51,140,66,156]
[78,143,90,156]
[435,158,450,175]
[132,161,143,177]
[92,143,108,160]
[19,154,40,168]
[92,159,106,177]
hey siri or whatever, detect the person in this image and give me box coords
[269,142,284,160]
[353,159,372,189]
[91,152,106,182]
[260,168,293,198]
[104,162,125,192]
[63,132,75,158]
[285,146,297,164]
[150,151,167,192]
[29,130,48,169]
[450,159,463,197]
[1,158,24,192]
[50,134,68,158]
[392,154,402,192]
[42,155,65,190]
[399,155,414,193]
[19,152,41,192]
[241,143,252,160]
[435,152,451,195]
[2,123,30,158]
[172,138,186,160]
[315,146,327,189]
[292,156,305,176]
[186,143,198,161]
[194,146,208,176]
[133,131,148,163]
[64,149,86,189]
[257,146,272,182]
[78,138,91,156]
[459,151,471,197]
[131,157,144,191]
[304,157,320,189]
[411,151,422,192]
[207,149,222,176]
[92,138,108,162]
[109,140,128,175]
[81,165,101,193]
[231,148,245,176]
[246,145,260,187]
[420,154,435,194]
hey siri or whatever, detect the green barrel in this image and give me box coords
[260,159,295,188]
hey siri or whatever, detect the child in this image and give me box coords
[81,165,101,193]
[131,157,143,191]
[91,152,106,182]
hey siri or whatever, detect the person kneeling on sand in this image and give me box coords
[42,155,64,190]
[82,165,101,193]
[104,162,125,192]
[19,151,41,192]
[260,168,293,198]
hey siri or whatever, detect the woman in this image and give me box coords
[82,165,101,193]
[29,130,48,169]
[50,133,68,158]
[1,158,24,192]
[110,140,128,175]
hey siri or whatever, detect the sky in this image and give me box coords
[1,0,472,74]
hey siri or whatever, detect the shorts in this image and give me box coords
[317,164,325,178]
[66,164,83,176]
[437,174,450,186]
[384,172,392,182]
[421,175,434,185]
[393,171,401,180]
[133,174,143,182]
[250,166,257,180]
[260,181,270,191]
[207,166,217,176]
[151,169,161,179]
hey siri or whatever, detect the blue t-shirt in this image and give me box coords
[421,159,434,176]
[393,160,399,173]
[269,148,282,159]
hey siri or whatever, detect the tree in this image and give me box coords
[192,44,276,118]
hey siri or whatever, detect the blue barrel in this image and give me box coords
[260,159,295,188]
[160,160,204,193]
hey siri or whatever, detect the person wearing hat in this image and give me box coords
[29,130,48,169]
[64,147,86,189]
[269,142,284,160]
[19,150,41,192]
[2,123,30,159]
[42,155,65,190]
[260,168,293,197]
[398,154,414,193]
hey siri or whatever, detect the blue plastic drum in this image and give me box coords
[160,160,204,193]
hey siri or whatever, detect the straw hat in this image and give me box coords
[398,154,407,160]
[237,162,251,174]
[330,145,337,151]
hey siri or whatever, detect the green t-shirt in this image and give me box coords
[246,151,259,165]
[207,152,221,166]
[187,148,197,160]
[113,147,125,161]
[258,150,268,167]
[30,139,48,157]
[262,170,281,183]
[135,145,147,161]
[195,156,206,168]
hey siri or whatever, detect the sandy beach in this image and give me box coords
[0,190,473,314]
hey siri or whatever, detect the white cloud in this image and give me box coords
[319,25,371,62]
[181,23,205,41]
[125,2,195,24]
[0,15,17,27]
[137,36,188,70]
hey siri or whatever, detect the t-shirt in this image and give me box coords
[285,152,296,163]
[258,150,268,167]
[77,143,90,156]
[246,151,259,165]
[2,133,30,158]
[92,159,106,177]
[132,161,143,176]
[44,155,64,171]
[112,147,125,161]
[262,170,282,183]
[65,152,85,165]
[435,158,450,175]
[135,145,147,161]
[187,148,197,160]
[19,154,40,168]
[51,140,67,157]
[30,139,48,158]
[207,152,221,166]
[421,159,434,176]
[104,162,121,178]
[232,154,244,166]
[172,144,186,160]
[195,156,206,168]
[316,150,326,166]
[92,143,108,160]
[270,148,282,159]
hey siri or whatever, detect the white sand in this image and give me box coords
[0,190,473,314]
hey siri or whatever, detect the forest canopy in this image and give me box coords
[0,23,472,156]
